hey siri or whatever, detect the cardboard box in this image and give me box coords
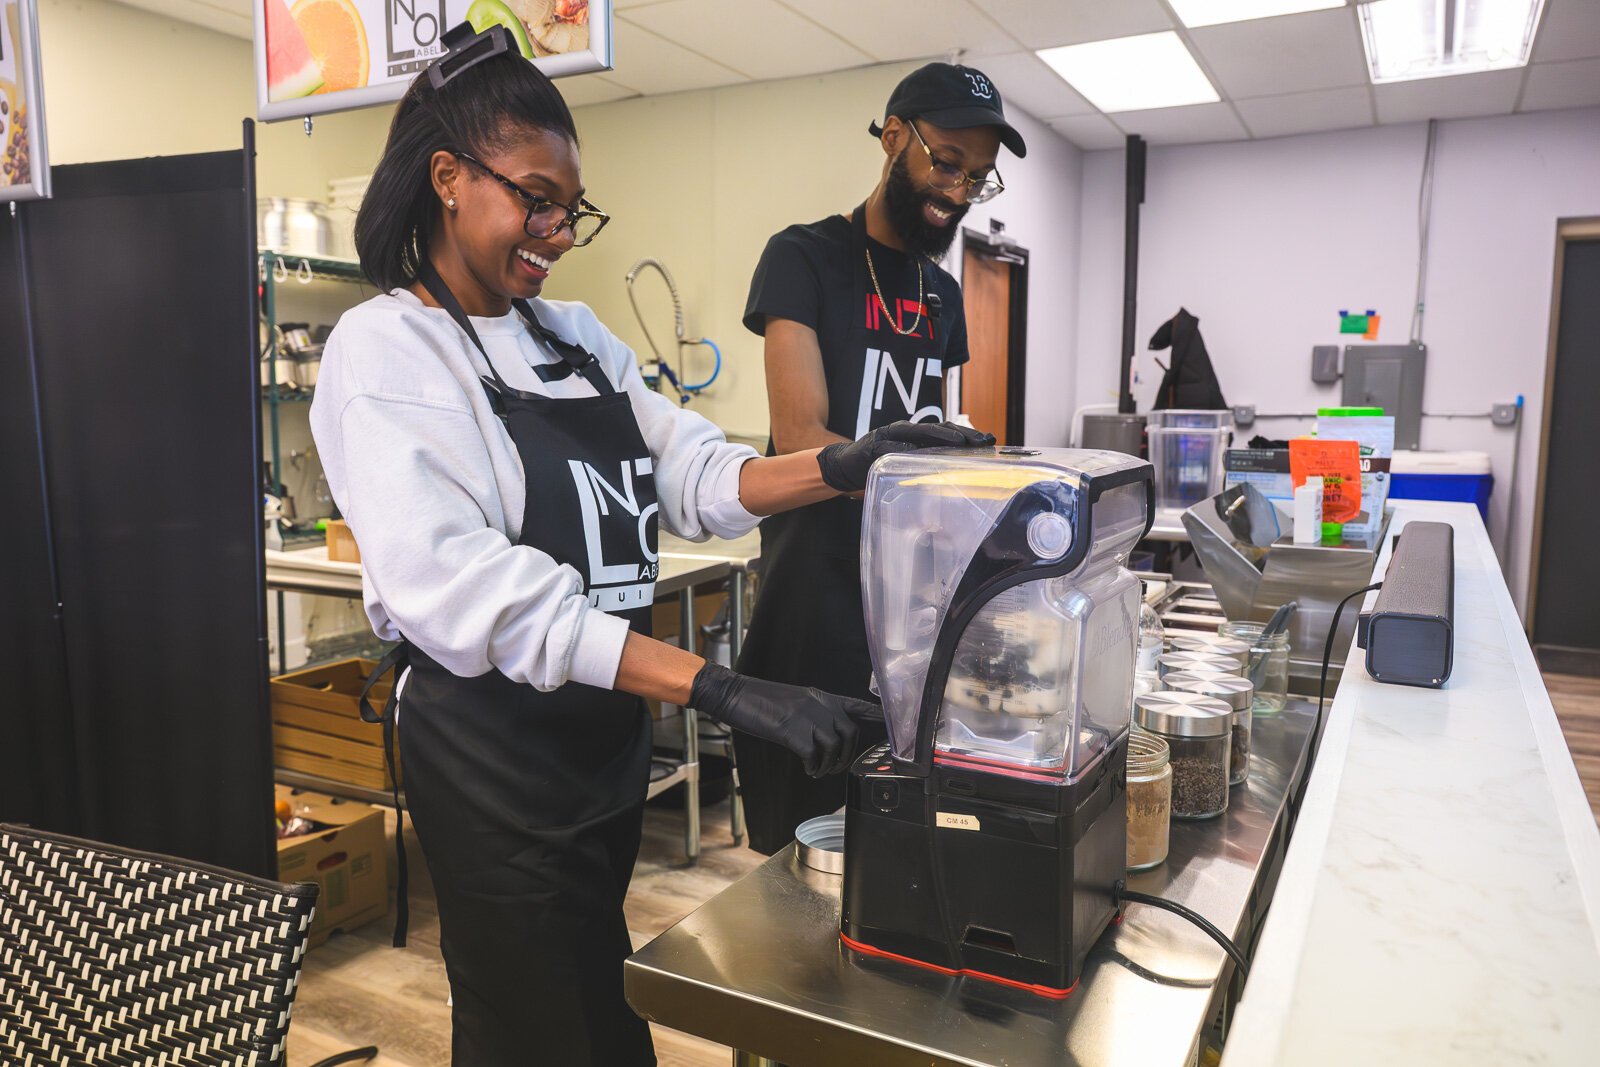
[275,785,388,948]
[325,519,362,563]
[271,658,398,791]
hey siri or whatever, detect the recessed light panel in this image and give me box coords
[1360,0,1547,83]
[1169,0,1345,30]
[1037,32,1221,113]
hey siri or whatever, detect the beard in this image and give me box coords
[883,149,968,258]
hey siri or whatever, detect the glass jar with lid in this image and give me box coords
[1157,650,1244,682]
[1167,634,1250,667]
[1126,729,1171,870]
[1166,673,1254,785]
[1219,620,1290,713]
[1133,690,1231,819]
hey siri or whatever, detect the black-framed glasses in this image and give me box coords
[455,152,611,246]
[907,121,1005,204]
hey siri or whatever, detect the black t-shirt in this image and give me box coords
[744,214,968,441]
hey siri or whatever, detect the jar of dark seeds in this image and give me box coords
[1133,690,1231,819]
[1166,672,1254,785]
[1125,729,1171,871]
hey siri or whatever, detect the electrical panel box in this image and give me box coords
[1343,343,1426,450]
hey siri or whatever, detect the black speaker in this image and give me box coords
[1357,521,1454,688]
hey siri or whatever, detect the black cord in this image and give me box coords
[1291,582,1383,820]
[1115,882,1250,981]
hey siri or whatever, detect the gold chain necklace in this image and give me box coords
[864,243,929,338]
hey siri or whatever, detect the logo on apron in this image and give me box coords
[568,458,659,614]
[855,349,944,437]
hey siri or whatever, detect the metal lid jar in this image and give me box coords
[1126,729,1171,871]
[1157,650,1245,680]
[1133,690,1231,819]
[1167,673,1255,786]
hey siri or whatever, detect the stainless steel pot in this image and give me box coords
[258,198,333,256]
[292,346,324,389]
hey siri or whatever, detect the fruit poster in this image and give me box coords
[0,0,48,200]
[256,0,611,121]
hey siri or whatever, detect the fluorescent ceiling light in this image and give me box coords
[1169,0,1345,29]
[1360,0,1548,83]
[1037,32,1220,113]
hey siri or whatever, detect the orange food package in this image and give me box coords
[1289,438,1362,525]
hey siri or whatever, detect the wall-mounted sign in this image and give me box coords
[256,0,611,122]
[0,0,49,201]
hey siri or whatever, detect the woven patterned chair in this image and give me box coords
[0,823,378,1067]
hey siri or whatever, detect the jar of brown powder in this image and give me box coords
[1126,728,1172,871]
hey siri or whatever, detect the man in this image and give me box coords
[733,63,1027,854]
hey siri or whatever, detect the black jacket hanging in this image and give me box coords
[1149,307,1227,410]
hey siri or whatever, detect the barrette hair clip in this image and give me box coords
[428,22,515,90]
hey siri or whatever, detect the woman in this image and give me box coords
[311,25,988,1066]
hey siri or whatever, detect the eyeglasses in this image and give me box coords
[906,121,1005,204]
[455,152,611,246]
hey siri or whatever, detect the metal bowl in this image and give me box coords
[795,813,845,874]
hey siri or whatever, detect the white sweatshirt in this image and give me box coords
[310,289,759,692]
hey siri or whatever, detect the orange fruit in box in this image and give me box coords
[275,797,293,821]
[291,0,370,94]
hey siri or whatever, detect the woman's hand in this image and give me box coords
[690,663,871,777]
[817,421,995,494]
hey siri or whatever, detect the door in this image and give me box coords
[960,236,1027,445]
[1531,232,1600,674]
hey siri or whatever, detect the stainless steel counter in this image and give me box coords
[626,704,1316,1066]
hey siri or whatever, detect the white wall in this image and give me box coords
[549,65,1085,442]
[1073,107,1600,616]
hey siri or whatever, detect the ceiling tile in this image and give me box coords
[1531,0,1600,63]
[1189,8,1368,98]
[1046,114,1128,151]
[1112,101,1251,144]
[980,0,1172,50]
[1374,68,1525,123]
[1235,85,1373,138]
[967,51,1096,120]
[622,0,873,80]
[560,74,642,108]
[611,17,749,94]
[1519,58,1600,111]
[777,0,1019,63]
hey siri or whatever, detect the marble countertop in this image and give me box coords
[1223,501,1600,1064]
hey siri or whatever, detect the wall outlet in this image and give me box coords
[1491,403,1520,427]
[1232,404,1256,427]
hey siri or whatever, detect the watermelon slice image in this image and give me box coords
[266,0,325,101]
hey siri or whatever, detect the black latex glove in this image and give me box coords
[817,420,995,494]
[690,663,869,777]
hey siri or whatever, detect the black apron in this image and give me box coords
[734,207,947,855]
[364,262,660,1065]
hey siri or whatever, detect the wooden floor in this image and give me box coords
[287,674,1600,1067]
[1547,672,1600,824]
[285,795,763,1067]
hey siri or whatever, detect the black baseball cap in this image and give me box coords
[868,62,1027,159]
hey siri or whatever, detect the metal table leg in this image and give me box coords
[680,590,700,864]
[731,1051,778,1067]
[726,572,747,843]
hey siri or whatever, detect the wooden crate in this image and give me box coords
[271,658,397,791]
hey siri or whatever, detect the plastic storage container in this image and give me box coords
[1126,730,1172,870]
[1219,619,1289,713]
[1146,409,1234,430]
[1148,427,1230,510]
[860,448,1151,778]
[1167,674,1254,785]
[1134,691,1232,819]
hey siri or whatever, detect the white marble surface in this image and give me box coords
[1224,501,1600,1064]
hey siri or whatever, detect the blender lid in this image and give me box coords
[1166,672,1253,711]
[1134,690,1232,737]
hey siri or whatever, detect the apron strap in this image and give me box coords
[415,257,618,398]
[360,642,412,948]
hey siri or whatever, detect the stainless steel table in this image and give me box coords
[264,544,738,861]
[625,705,1316,1066]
